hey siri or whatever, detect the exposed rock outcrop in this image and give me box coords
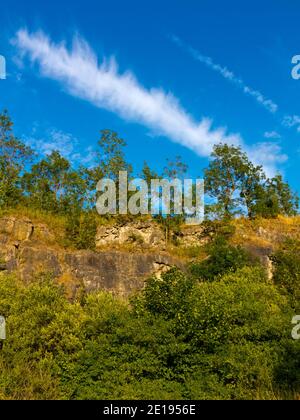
[65,251,180,296]
[18,246,62,282]
[1,214,299,296]
[96,220,207,249]
[96,220,165,248]
[177,225,209,247]
[0,216,34,241]
[0,216,183,297]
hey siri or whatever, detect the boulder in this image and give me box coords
[0,217,33,241]
[96,220,165,248]
[178,225,208,247]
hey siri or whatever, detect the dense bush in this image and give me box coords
[190,235,254,281]
[64,210,97,250]
[0,266,298,400]
[271,239,300,311]
[0,111,299,400]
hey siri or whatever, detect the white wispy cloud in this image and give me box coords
[171,35,278,114]
[25,129,96,166]
[26,129,75,156]
[247,142,287,177]
[282,115,300,132]
[13,28,243,158]
[13,29,287,176]
[71,146,97,167]
[264,131,281,139]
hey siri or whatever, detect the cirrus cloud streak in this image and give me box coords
[13,29,287,177]
[13,28,242,158]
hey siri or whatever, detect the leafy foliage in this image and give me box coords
[0,110,33,208]
[205,143,298,219]
[0,112,298,250]
[190,235,254,281]
[271,239,300,310]
[0,111,299,400]
[0,265,297,400]
[64,209,97,250]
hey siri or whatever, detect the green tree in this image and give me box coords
[0,110,33,208]
[159,156,188,242]
[65,209,97,250]
[132,266,294,399]
[22,151,89,214]
[86,130,133,218]
[250,175,298,218]
[271,239,300,310]
[0,273,84,400]
[205,144,266,219]
[190,235,254,281]
[22,151,70,212]
[88,130,132,186]
[141,161,159,213]
[267,175,298,216]
[0,266,297,400]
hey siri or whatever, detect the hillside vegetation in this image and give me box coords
[0,111,299,400]
[0,257,299,400]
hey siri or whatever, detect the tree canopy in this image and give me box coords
[0,111,298,248]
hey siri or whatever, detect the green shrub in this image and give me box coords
[271,239,300,310]
[131,266,295,399]
[64,210,97,250]
[190,235,255,281]
[0,266,297,400]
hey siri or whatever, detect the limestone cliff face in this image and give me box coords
[64,251,179,296]
[0,216,183,298]
[96,220,208,248]
[1,215,299,296]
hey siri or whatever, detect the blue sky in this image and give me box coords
[0,0,300,192]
